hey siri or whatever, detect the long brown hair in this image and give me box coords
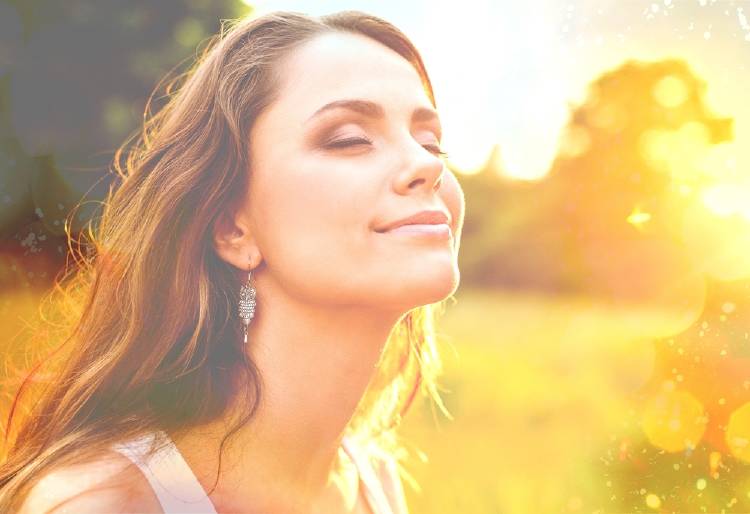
[0,10,452,509]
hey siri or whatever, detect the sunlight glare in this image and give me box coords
[558,125,591,159]
[652,75,689,109]
[702,183,750,220]
[641,383,707,453]
[727,402,750,463]
[440,121,495,175]
[684,192,750,281]
[627,205,652,228]
[639,122,712,184]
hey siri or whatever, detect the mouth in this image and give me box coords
[376,222,453,239]
[374,209,452,234]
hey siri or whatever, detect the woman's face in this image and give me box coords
[245,31,465,312]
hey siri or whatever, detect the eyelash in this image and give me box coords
[325,137,449,158]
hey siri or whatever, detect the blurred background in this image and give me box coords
[1,0,750,512]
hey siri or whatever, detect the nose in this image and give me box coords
[392,138,445,195]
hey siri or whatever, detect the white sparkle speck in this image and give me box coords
[739,8,750,31]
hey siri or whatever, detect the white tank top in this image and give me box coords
[111,430,397,514]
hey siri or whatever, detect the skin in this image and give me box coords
[175,30,466,513]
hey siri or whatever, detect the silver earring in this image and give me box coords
[238,268,256,344]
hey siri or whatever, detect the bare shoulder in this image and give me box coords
[371,453,410,514]
[18,450,163,514]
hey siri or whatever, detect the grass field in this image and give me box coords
[399,288,692,514]
[1,286,701,512]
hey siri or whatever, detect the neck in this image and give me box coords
[173,273,406,512]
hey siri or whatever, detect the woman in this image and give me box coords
[0,9,464,513]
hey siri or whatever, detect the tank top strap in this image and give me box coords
[340,435,395,514]
[111,430,217,514]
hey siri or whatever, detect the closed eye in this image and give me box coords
[326,137,447,158]
[324,136,372,149]
[422,143,449,158]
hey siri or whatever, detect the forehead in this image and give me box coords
[271,31,431,120]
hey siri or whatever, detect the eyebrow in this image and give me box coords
[305,98,441,131]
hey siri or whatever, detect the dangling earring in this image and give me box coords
[238,267,256,344]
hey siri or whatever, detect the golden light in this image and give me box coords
[497,103,570,181]
[645,494,662,510]
[701,183,750,220]
[682,185,750,281]
[608,240,706,339]
[709,451,722,479]
[442,130,495,176]
[641,381,707,452]
[639,122,711,184]
[652,75,689,109]
[626,205,652,228]
[558,125,591,159]
[726,402,750,463]
[500,143,557,181]
[588,101,626,133]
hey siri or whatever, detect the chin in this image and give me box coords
[405,267,461,307]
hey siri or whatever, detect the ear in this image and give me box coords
[212,208,263,271]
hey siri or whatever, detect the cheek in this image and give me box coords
[249,161,380,298]
[441,171,466,237]
[255,175,340,255]
[258,165,371,235]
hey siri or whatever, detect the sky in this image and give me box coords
[245,0,750,182]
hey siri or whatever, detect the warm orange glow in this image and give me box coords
[639,122,711,184]
[683,194,750,281]
[726,402,750,463]
[5,3,750,513]
[652,75,689,109]
[701,183,750,220]
[641,381,707,453]
[558,125,591,159]
[627,206,652,228]
[645,493,662,510]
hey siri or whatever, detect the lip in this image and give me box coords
[385,223,452,240]
[375,209,452,233]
